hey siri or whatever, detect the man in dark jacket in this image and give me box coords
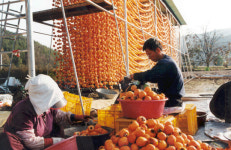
[130,38,185,107]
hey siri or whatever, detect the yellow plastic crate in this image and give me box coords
[97,104,123,129]
[115,115,177,133]
[176,104,198,135]
[61,91,93,115]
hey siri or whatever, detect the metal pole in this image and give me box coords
[124,0,129,76]
[0,50,2,70]
[154,0,157,37]
[60,0,85,116]
[25,0,35,77]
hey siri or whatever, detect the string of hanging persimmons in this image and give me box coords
[51,0,178,89]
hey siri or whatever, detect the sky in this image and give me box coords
[2,0,231,47]
[173,0,231,34]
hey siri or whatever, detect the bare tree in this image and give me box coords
[185,28,230,69]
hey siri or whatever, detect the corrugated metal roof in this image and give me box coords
[163,0,186,25]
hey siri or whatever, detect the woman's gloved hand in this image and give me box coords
[52,137,64,144]
[70,114,93,122]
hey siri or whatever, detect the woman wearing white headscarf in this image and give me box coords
[3,74,91,150]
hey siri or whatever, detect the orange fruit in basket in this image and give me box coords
[104,139,115,150]
[197,140,202,145]
[137,116,147,125]
[144,86,152,93]
[136,98,143,101]
[136,136,148,147]
[159,93,166,99]
[181,133,187,141]
[146,128,156,137]
[164,124,174,135]
[174,142,184,150]
[157,140,167,149]
[94,123,101,129]
[144,133,151,139]
[148,137,158,146]
[164,120,173,126]
[120,146,130,150]
[131,143,139,150]
[187,135,194,141]
[126,91,134,100]
[173,127,182,136]
[151,95,160,100]
[98,128,108,134]
[111,135,120,144]
[147,91,157,98]
[176,135,185,144]
[119,128,129,137]
[134,127,146,137]
[88,131,99,136]
[134,89,141,96]
[73,131,80,136]
[127,132,136,144]
[118,137,129,147]
[144,96,152,101]
[187,145,197,150]
[87,125,95,131]
[167,135,176,146]
[98,146,105,150]
[128,121,139,132]
[157,132,167,140]
[145,144,156,150]
[200,142,210,150]
[131,85,137,91]
[121,96,126,100]
[154,122,164,132]
[140,124,148,131]
[188,140,201,149]
[139,91,147,99]
[119,92,126,98]
[166,146,176,150]
[146,119,157,128]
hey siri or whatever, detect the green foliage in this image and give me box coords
[205,67,210,71]
[213,55,224,66]
[0,30,56,83]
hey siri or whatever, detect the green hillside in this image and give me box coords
[0,30,56,84]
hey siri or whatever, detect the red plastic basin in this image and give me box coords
[118,99,168,119]
[45,135,78,150]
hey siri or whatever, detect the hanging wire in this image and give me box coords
[59,0,85,116]
[110,0,128,75]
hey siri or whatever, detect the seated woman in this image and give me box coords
[2,74,91,150]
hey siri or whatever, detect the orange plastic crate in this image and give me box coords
[176,104,198,135]
[61,91,93,115]
[97,104,123,129]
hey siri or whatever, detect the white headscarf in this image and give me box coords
[25,74,67,115]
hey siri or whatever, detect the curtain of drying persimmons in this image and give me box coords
[52,0,179,89]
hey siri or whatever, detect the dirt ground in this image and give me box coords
[184,70,231,96]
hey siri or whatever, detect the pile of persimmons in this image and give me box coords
[99,116,223,150]
[73,124,108,136]
[119,85,166,101]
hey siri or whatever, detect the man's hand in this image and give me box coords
[130,74,134,80]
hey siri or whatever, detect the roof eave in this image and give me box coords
[163,0,186,25]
